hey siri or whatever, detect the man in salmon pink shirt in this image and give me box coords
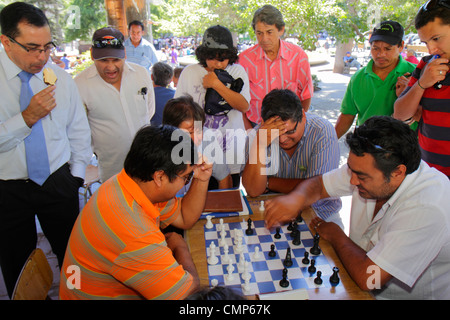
[239,5,313,129]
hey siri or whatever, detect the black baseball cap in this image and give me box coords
[91,27,125,60]
[201,25,234,50]
[369,20,404,46]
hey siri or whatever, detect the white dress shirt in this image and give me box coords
[0,50,92,180]
[323,161,450,299]
[75,62,155,182]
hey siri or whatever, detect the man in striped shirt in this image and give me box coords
[239,5,313,129]
[60,125,212,299]
[394,0,450,178]
[242,89,343,228]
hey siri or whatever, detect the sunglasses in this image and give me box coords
[92,38,123,49]
[420,0,450,12]
[176,170,194,185]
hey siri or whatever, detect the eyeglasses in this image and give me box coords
[92,38,124,49]
[8,36,55,56]
[420,0,450,13]
[176,170,194,185]
[283,121,299,136]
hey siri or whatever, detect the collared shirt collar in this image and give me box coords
[116,169,161,220]
[365,55,408,78]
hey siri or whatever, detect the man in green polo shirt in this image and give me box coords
[335,20,417,139]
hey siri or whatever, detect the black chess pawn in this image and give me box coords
[283,248,293,267]
[330,267,340,285]
[302,251,310,265]
[279,268,289,288]
[245,218,254,235]
[308,259,316,274]
[314,271,323,285]
[274,227,281,239]
[287,221,293,231]
[268,244,277,257]
[295,211,303,223]
[310,232,321,255]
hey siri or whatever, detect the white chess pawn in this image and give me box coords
[253,246,261,260]
[219,230,226,246]
[205,215,213,229]
[242,278,251,293]
[207,242,218,265]
[259,200,265,211]
[241,261,251,281]
[226,263,235,281]
[238,253,245,269]
[222,244,231,264]
[218,218,224,231]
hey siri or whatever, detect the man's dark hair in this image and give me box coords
[415,0,450,29]
[261,89,303,122]
[128,20,144,31]
[152,62,173,87]
[195,46,238,68]
[252,5,285,31]
[163,95,205,127]
[0,2,49,38]
[345,116,421,180]
[186,286,245,300]
[124,125,196,182]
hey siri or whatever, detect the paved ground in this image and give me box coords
[0,54,356,300]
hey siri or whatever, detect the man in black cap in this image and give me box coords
[75,27,155,182]
[335,20,417,139]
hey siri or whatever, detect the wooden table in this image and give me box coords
[185,194,374,300]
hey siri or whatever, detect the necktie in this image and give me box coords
[18,71,50,185]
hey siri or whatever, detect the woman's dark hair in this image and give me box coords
[124,125,196,182]
[345,116,421,180]
[261,89,304,123]
[195,45,238,68]
[0,2,49,38]
[162,95,205,127]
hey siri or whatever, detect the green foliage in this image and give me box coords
[63,0,107,42]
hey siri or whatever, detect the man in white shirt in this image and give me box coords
[264,116,450,299]
[0,2,92,298]
[75,27,155,182]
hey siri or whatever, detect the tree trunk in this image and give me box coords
[333,39,355,74]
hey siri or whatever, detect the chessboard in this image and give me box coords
[204,217,341,297]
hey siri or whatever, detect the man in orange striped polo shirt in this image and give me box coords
[60,125,212,299]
